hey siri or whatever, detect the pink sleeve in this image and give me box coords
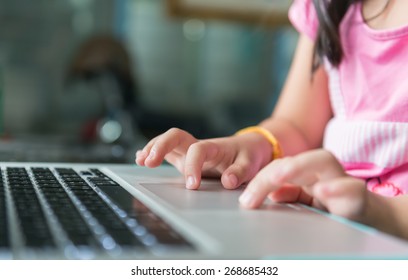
[288,0,319,40]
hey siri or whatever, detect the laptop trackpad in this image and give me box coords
[140,182,245,210]
[140,182,298,212]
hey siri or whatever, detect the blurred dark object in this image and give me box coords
[66,35,219,145]
[66,35,143,148]
[67,35,138,113]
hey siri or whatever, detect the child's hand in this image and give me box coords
[135,128,272,190]
[239,149,370,221]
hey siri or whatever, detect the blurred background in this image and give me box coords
[0,0,297,163]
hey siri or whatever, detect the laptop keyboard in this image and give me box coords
[0,171,8,249]
[0,166,193,258]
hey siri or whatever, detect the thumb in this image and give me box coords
[221,153,263,189]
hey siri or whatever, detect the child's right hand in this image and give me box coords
[135,128,272,190]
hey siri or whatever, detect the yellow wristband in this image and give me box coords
[235,126,283,160]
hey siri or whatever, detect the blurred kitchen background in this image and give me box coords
[0,0,297,163]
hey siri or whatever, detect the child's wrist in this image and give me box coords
[235,126,284,161]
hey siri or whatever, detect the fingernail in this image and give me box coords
[186,176,196,190]
[135,150,142,158]
[147,149,156,160]
[228,174,238,187]
[239,191,255,207]
[138,150,147,158]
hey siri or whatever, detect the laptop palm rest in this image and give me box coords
[107,166,408,258]
[138,182,408,258]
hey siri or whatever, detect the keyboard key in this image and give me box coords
[33,168,98,247]
[0,174,9,249]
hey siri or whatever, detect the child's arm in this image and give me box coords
[256,34,333,156]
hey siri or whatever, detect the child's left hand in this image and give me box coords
[239,149,371,222]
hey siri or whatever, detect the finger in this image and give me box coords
[267,184,313,205]
[240,150,345,209]
[239,159,288,208]
[135,149,148,166]
[275,150,345,187]
[143,128,197,168]
[135,135,159,166]
[261,150,345,190]
[313,176,367,220]
[271,150,346,206]
[220,151,263,190]
[184,141,220,190]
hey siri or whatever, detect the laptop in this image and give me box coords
[1,162,408,260]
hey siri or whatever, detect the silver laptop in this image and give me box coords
[1,162,408,260]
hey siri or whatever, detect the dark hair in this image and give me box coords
[312,0,391,70]
[312,0,357,71]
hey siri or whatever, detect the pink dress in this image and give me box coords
[289,0,408,196]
